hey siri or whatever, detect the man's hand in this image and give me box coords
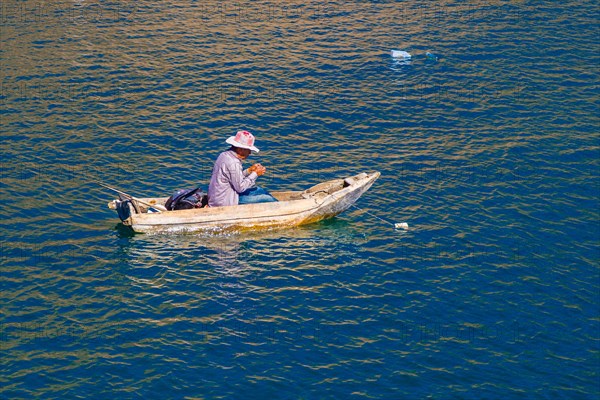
[248,163,266,176]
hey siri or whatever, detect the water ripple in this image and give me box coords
[2,0,599,398]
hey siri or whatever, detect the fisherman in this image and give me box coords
[208,130,277,207]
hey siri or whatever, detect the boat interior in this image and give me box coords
[113,174,365,214]
[271,176,352,201]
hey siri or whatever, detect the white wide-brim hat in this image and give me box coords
[226,130,260,152]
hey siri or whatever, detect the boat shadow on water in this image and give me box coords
[112,216,369,274]
[114,222,136,238]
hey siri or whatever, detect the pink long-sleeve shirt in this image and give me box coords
[208,149,258,207]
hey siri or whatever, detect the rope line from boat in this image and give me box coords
[348,203,396,226]
[322,176,409,230]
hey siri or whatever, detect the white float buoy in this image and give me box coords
[395,222,409,230]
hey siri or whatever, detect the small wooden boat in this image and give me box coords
[107,171,380,233]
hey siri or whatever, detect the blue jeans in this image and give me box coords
[239,186,278,204]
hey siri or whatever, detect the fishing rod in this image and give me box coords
[26,168,165,212]
[95,181,167,212]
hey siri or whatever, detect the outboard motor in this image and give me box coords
[115,200,132,222]
[115,194,140,222]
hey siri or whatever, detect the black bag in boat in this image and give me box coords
[165,188,207,210]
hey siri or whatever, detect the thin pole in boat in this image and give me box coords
[95,181,167,212]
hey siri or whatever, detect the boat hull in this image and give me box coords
[108,172,380,233]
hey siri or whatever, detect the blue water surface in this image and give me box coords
[1,1,598,399]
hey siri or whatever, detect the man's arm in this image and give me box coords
[226,162,258,194]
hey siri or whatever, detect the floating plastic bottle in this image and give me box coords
[390,50,412,59]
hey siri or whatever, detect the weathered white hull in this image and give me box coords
[108,172,380,233]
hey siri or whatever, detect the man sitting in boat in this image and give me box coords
[208,130,278,207]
